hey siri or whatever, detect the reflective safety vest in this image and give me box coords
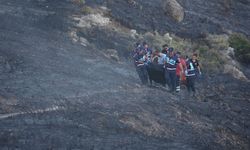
[138,55,149,67]
[186,60,196,76]
[166,56,178,71]
[144,48,152,63]
[146,51,151,63]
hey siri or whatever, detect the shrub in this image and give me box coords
[197,46,209,55]
[229,34,250,64]
[79,0,85,4]
[73,0,85,5]
[206,34,229,50]
[81,6,93,14]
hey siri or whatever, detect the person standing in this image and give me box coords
[133,43,148,85]
[135,51,149,85]
[185,58,197,96]
[161,44,169,55]
[175,52,185,92]
[191,53,202,78]
[153,47,167,66]
[165,48,179,92]
[142,42,152,65]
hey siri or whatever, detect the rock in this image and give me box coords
[69,30,89,46]
[69,30,79,43]
[130,29,138,38]
[163,33,173,44]
[227,47,235,59]
[127,0,137,6]
[105,49,120,62]
[74,14,110,28]
[79,37,89,47]
[222,47,249,81]
[162,0,184,22]
[224,64,248,81]
[101,0,250,38]
[1,0,250,149]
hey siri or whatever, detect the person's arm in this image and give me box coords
[135,55,144,64]
[180,63,184,73]
[164,56,169,64]
[179,62,184,78]
[197,61,201,74]
[177,58,183,74]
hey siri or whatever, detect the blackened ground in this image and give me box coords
[0,0,250,150]
[85,0,250,38]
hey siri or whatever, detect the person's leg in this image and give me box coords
[169,71,175,92]
[176,75,180,92]
[165,70,170,88]
[137,66,145,84]
[174,73,177,91]
[172,72,177,92]
[191,76,196,94]
[186,77,191,93]
[142,65,148,85]
[195,69,201,81]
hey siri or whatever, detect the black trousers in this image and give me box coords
[186,75,196,93]
[136,65,148,85]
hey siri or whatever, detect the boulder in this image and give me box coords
[105,49,120,62]
[162,0,184,22]
[224,64,248,81]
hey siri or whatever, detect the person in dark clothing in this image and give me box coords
[165,47,179,92]
[142,42,152,65]
[185,58,197,96]
[191,53,201,78]
[132,42,142,58]
[136,64,149,85]
[161,44,169,55]
[134,49,148,85]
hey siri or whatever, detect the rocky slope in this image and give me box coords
[0,0,250,150]
[85,0,250,38]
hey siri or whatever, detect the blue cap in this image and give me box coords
[168,47,174,52]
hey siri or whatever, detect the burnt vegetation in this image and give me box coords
[0,0,250,150]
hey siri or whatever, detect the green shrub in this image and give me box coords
[206,34,229,50]
[197,46,209,55]
[81,6,93,14]
[74,0,85,5]
[79,0,85,4]
[196,46,225,73]
[229,34,250,64]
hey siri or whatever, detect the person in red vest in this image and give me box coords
[175,52,186,92]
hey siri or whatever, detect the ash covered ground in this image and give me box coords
[0,0,250,150]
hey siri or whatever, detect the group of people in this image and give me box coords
[132,42,202,96]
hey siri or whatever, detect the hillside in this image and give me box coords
[0,0,250,150]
